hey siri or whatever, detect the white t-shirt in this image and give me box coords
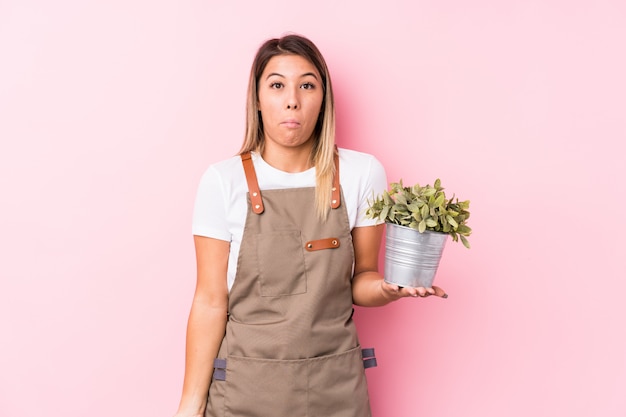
[192,148,387,291]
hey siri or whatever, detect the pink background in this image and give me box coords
[1,1,625,416]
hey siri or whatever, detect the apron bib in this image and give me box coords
[206,152,376,417]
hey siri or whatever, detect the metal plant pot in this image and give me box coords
[384,223,448,288]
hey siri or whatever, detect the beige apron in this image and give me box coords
[205,152,376,417]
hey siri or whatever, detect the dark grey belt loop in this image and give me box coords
[362,348,377,369]
[213,358,227,381]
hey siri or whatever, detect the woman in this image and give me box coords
[175,34,446,417]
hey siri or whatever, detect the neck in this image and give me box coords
[261,143,314,173]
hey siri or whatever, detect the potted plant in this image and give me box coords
[366,179,471,288]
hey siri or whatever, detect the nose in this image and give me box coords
[286,87,299,110]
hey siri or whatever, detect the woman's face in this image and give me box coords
[257,54,324,153]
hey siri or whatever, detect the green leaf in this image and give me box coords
[380,205,390,221]
[460,234,471,249]
[446,215,458,228]
[393,204,408,213]
[425,218,438,228]
[407,203,420,215]
[418,220,426,233]
[423,187,436,197]
[456,225,472,235]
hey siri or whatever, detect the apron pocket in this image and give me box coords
[224,355,307,417]
[308,346,372,417]
[256,230,307,296]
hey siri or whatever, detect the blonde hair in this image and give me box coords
[239,34,336,221]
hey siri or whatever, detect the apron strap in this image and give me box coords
[331,149,341,209]
[241,149,341,214]
[362,348,378,369]
[240,152,264,214]
[213,358,227,381]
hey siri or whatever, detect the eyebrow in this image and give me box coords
[265,72,319,80]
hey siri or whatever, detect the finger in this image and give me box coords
[432,286,448,298]
[389,285,417,297]
[381,281,401,293]
[409,287,429,297]
[381,281,405,300]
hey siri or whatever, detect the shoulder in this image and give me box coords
[338,147,380,166]
[194,154,249,210]
[197,154,244,189]
[338,148,386,183]
[336,148,387,228]
[202,154,244,177]
[192,154,247,239]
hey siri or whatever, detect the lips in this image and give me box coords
[281,119,300,128]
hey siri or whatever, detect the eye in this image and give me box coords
[301,82,315,90]
[270,82,283,89]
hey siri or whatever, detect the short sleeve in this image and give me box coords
[192,165,231,241]
[354,155,388,228]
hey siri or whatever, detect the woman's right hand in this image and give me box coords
[174,236,230,417]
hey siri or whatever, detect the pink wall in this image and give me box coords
[1,1,625,416]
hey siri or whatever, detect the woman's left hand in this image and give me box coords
[380,281,448,300]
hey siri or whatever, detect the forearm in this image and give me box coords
[350,225,396,307]
[176,300,228,415]
[352,270,398,307]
